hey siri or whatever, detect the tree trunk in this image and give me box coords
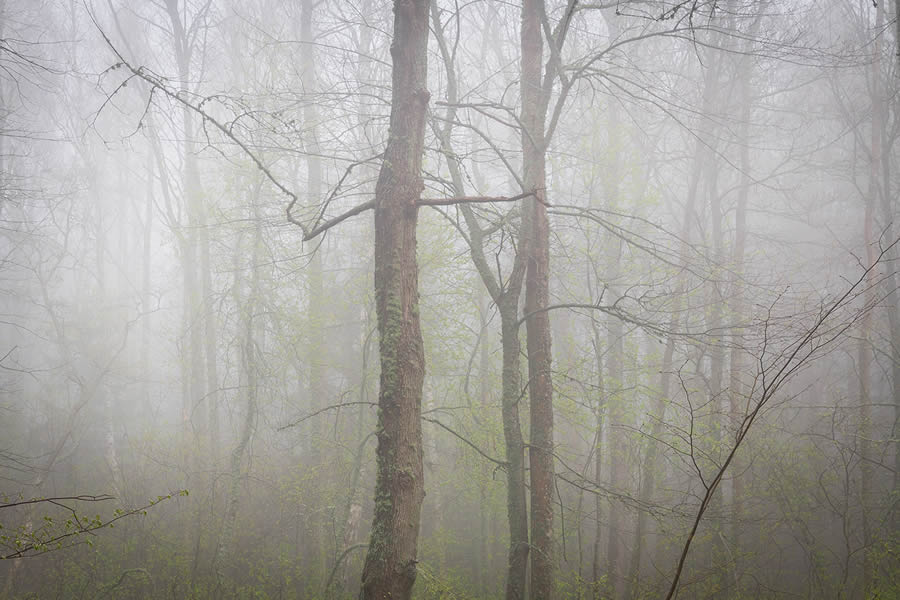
[878,0,900,534]
[590,308,606,599]
[214,194,261,578]
[602,90,627,600]
[201,219,219,469]
[728,21,756,552]
[858,3,882,592]
[429,5,529,594]
[501,297,530,600]
[359,1,429,598]
[521,2,555,597]
[300,0,327,580]
[636,41,719,583]
[140,146,154,413]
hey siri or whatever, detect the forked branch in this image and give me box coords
[663,239,899,600]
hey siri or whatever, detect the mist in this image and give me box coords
[0,1,897,599]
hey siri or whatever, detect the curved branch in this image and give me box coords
[323,543,368,596]
[303,200,376,241]
[423,417,508,467]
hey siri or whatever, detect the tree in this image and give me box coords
[519,3,578,596]
[429,5,530,597]
[358,1,430,598]
[520,4,556,598]
[663,240,896,599]
[6,0,897,597]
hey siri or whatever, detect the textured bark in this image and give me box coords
[521,2,555,598]
[359,2,429,598]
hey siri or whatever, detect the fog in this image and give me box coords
[0,1,897,598]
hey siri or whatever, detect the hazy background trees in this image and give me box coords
[0,0,897,599]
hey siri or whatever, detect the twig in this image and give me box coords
[423,417,508,467]
[0,495,116,510]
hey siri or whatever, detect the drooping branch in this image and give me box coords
[516,301,711,341]
[422,417,508,467]
[280,405,506,470]
[92,13,367,243]
[549,204,713,276]
[91,19,309,225]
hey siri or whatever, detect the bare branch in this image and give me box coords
[303,200,376,241]
[418,190,536,208]
[423,417,508,467]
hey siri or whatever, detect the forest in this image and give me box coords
[0,0,898,598]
